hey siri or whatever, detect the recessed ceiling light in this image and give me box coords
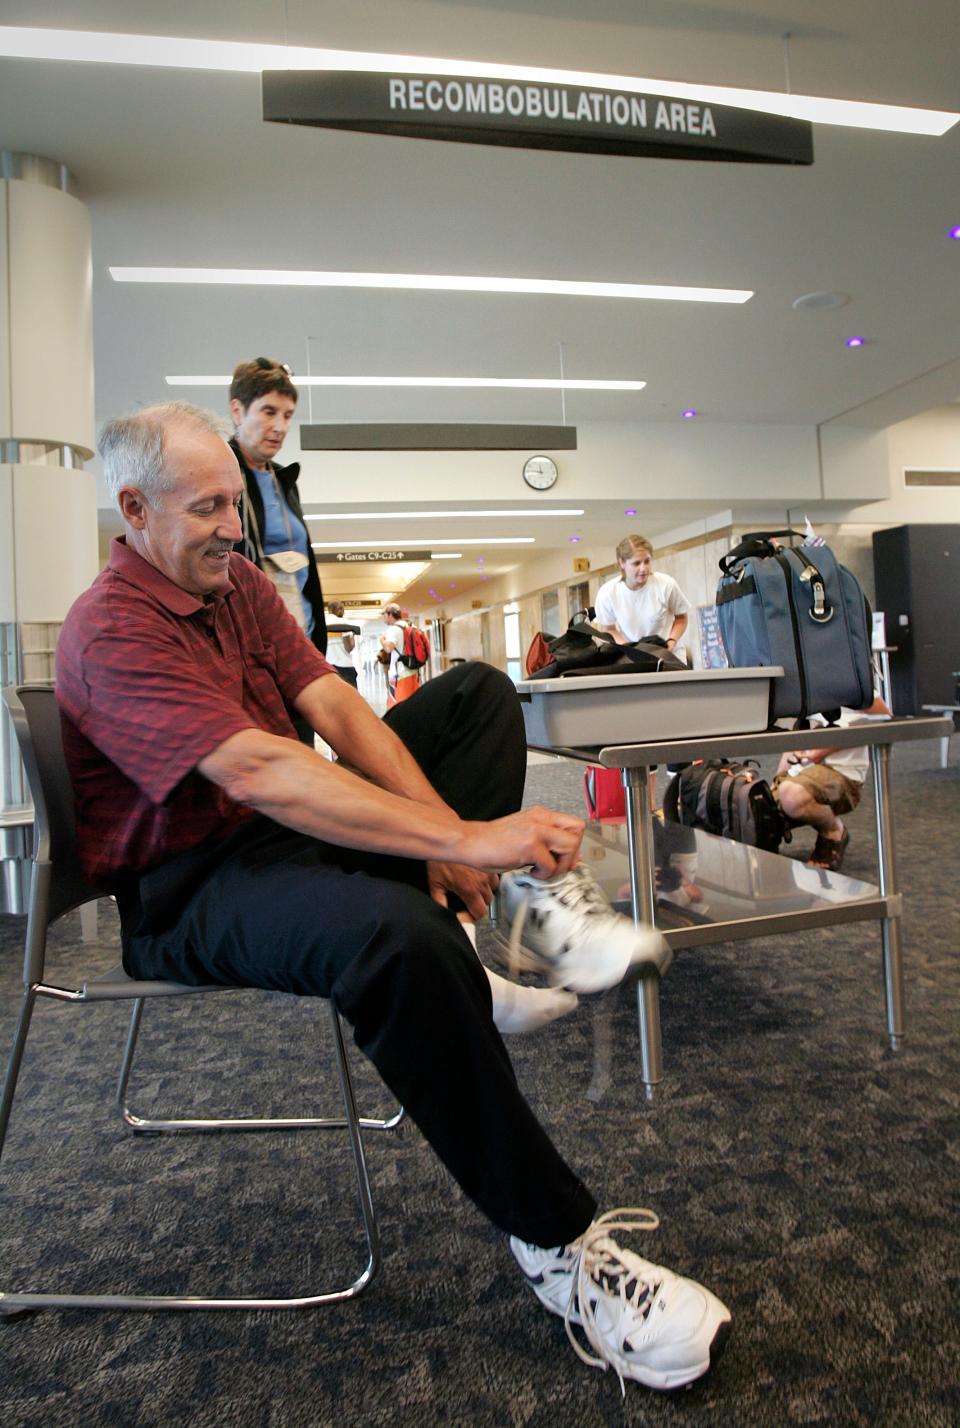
[792,291,850,312]
[682,408,698,418]
[1,27,956,134]
[949,226,960,240]
[845,336,866,348]
[569,536,581,543]
[167,374,646,390]
[121,268,751,304]
[304,508,583,521]
[624,507,637,516]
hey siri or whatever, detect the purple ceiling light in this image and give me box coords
[682,408,697,419]
[949,225,960,240]
[845,336,866,348]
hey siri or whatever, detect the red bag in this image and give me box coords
[584,765,626,820]
[525,631,552,676]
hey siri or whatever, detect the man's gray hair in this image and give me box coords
[99,401,229,511]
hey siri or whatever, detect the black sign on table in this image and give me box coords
[263,71,813,165]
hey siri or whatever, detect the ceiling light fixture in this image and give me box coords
[311,537,535,548]
[845,336,866,348]
[682,408,698,418]
[949,226,960,239]
[121,268,751,304]
[1,28,955,135]
[304,508,584,521]
[167,374,646,390]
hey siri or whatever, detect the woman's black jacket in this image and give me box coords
[229,436,327,655]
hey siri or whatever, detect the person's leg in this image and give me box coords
[122,821,596,1248]
[384,660,526,819]
[775,764,858,837]
[774,765,859,867]
[123,822,730,1390]
[383,660,580,1023]
[774,775,844,836]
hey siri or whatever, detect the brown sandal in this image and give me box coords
[807,828,850,871]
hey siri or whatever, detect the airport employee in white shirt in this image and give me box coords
[595,534,691,656]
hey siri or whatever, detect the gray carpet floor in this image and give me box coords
[0,743,957,1427]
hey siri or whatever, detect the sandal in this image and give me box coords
[807,828,850,872]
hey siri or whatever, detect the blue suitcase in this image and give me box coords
[716,532,874,723]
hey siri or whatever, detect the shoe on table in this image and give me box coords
[511,1208,731,1394]
[495,864,670,994]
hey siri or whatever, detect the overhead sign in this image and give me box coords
[300,423,577,451]
[263,71,813,165]
[314,549,432,563]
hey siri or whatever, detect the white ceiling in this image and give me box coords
[2,2,960,610]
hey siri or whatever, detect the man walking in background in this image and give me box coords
[380,602,420,704]
[326,600,359,687]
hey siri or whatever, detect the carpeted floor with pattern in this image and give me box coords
[0,742,957,1427]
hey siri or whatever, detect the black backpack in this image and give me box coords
[663,759,786,852]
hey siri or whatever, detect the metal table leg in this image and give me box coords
[871,743,904,1051]
[622,764,662,1100]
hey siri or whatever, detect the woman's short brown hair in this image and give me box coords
[229,357,298,409]
[616,533,654,564]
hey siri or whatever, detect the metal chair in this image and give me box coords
[0,684,402,1313]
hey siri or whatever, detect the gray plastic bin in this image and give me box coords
[516,666,782,748]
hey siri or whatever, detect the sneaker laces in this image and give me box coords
[565,1207,662,1396]
[504,865,611,978]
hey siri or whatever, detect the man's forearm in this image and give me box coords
[295,673,453,815]
[198,723,586,880]
[201,726,467,862]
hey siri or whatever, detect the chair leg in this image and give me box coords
[328,1001,380,1288]
[1,998,384,1311]
[117,997,404,1134]
[0,986,39,1160]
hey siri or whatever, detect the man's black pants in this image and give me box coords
[120,661,596,1248]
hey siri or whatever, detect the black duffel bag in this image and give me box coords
[525,616,687,681]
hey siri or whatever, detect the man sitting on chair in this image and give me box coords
[54,401,730,1393]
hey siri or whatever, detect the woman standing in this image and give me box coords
[229,357,327,656]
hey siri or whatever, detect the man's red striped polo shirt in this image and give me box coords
[56,537,333,886]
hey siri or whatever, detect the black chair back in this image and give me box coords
[3,686,104,929]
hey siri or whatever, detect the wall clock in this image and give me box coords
[522,454,558,490]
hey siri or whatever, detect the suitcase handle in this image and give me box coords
[719,529,802,573]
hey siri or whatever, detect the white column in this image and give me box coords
[0,152,98,912]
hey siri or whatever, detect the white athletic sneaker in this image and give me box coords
[495,864,669,994]
[511,1208,731,1394]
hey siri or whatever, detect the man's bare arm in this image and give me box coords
[197,720,584,881]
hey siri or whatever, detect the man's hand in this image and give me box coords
[427,861,498,920]
[458,805,585,881]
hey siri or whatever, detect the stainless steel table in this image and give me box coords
[534,716,952,1101]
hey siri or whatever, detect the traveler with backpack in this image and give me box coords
[771,696,891,871]
[380,602,427,704]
